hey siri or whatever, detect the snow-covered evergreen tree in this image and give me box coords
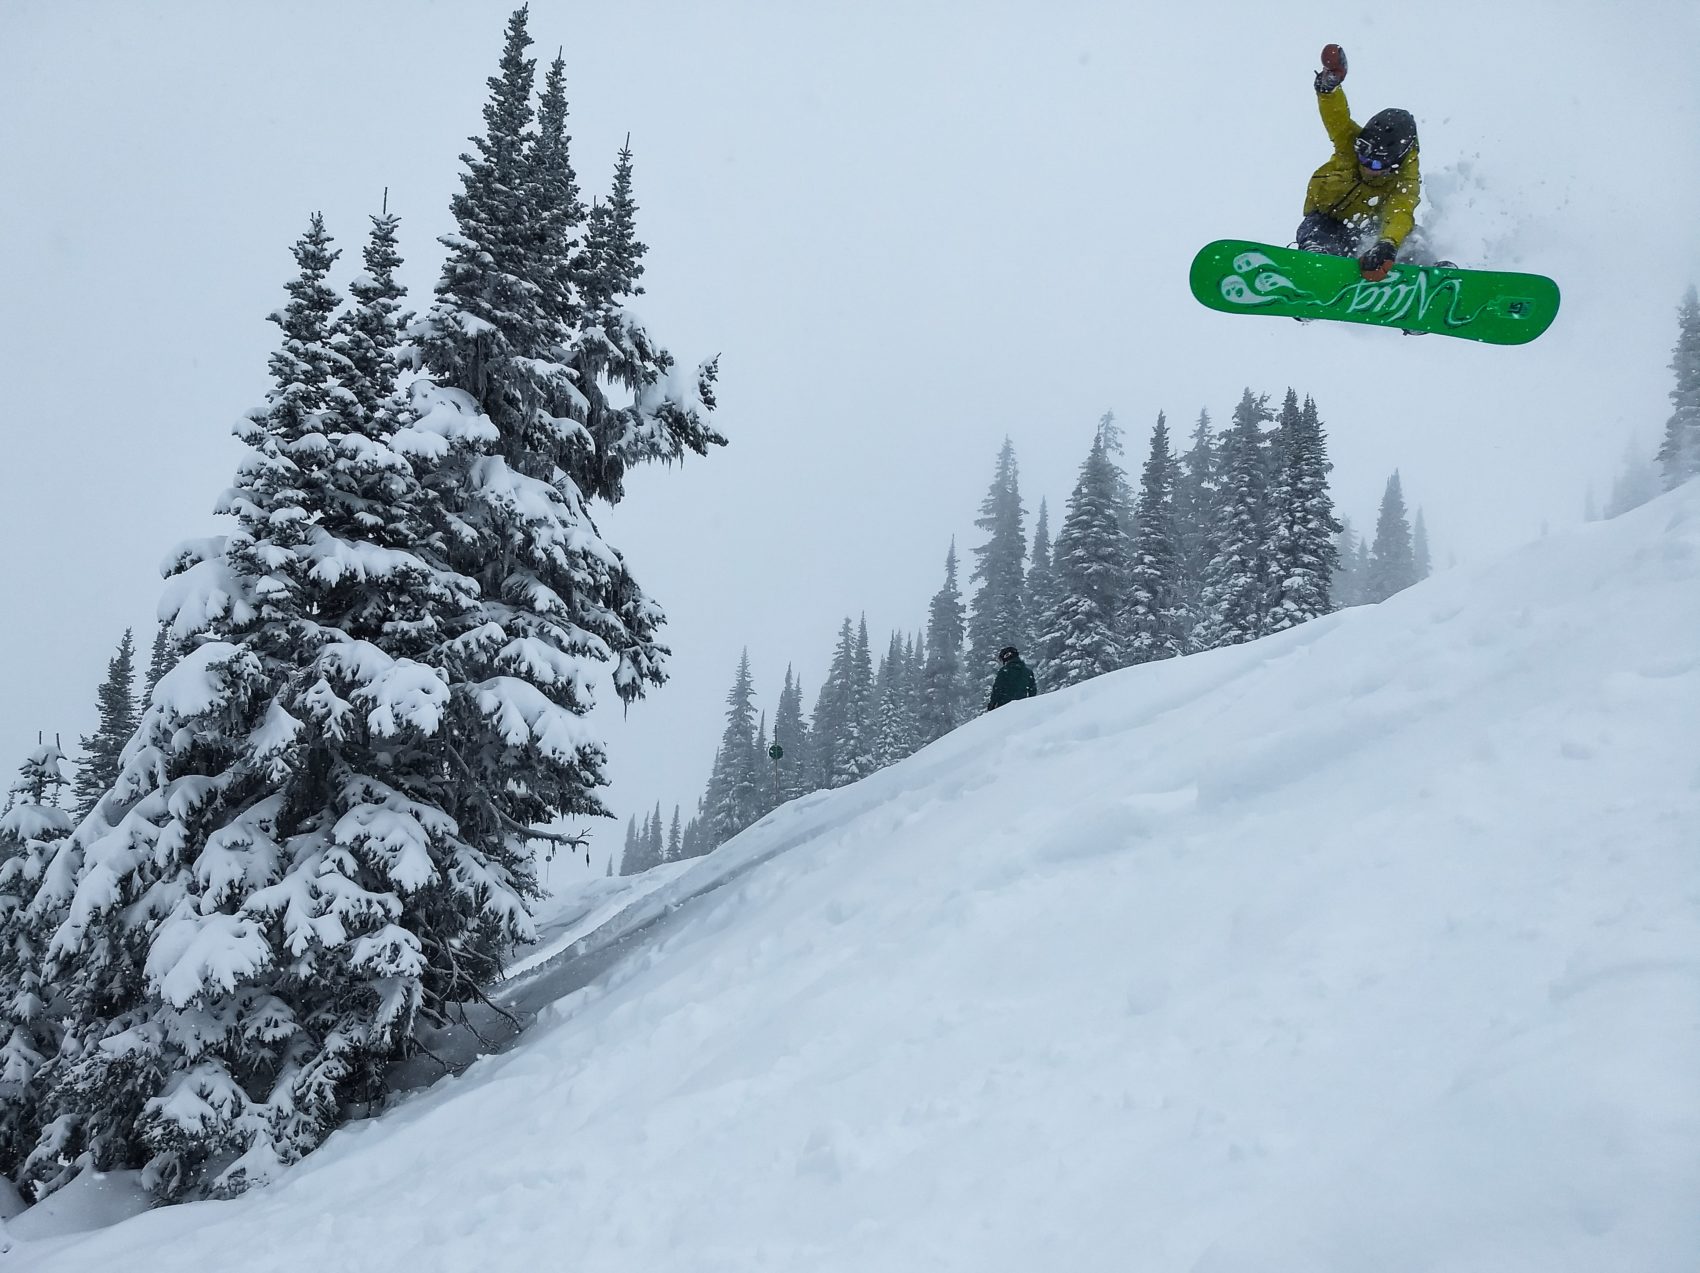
[1039,434,1134,687]
[897,632,922,757]
[771,665,810,804]
[1266,390,1300,503]
[666,806,682,861]
[527,50,586,332]
[1265,393,1340,633]
[0,744,73,1188]
[1412,508,1432,581]
[1093,410,1138,546]
[1367,471,1418,602]
[71,630,139,818]
[416,11,715,777]
[966,439,1029,678]
[871,633,920,769]
[560,133,722,509]
[584,138,642,309]
[1024,500,1056,687]
[1172,409,1218,649]
[1125,414,1188,664]
[1331,518,1363,608]
[22,211,512,1202]
[22,4,722,1193]
[753,715,776,816]
[904,632,925,726]
[917,546,967,744]
[810,619,853,790]
[621,815,641,873]
[646,805,664,865]
[679,810,706,861]
[702,651,761,847]
[830,617,877,787]
[1656,286,1700,490]
[1196,389,1274,650]
[332,206,411,429]
[143,623,179,709]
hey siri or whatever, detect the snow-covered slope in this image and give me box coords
[16,488,1700,1273]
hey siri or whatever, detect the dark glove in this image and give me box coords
[1314,43,1347,94]
[1359,238,1397,281]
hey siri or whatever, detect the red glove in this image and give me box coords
[1315,44,1348,94]
[1359,239,1397,281]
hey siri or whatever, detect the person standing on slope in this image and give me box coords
[986,645,1037,712]
[1295,44,1422,281]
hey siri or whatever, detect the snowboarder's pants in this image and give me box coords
[1298,214,1440,265]
[1295,211,1369,256]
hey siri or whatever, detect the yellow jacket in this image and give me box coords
[1302,87,1420,247]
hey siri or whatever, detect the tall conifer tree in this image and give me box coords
[647,805,664,863]
[771,665,810,804]
[1196,390,1274,650]
[1039,435,1134,687]
[703,651,761,846]
[871,633,920,768]
[332,207,411,428]
[830,617,877,787]
[1125,415,1188,663]
[23,9,723,1203]
[1024,500,1056,685]
[71,630,139,818]
[1331,518,1363,608]
[1173,409,1218,649]
[811,619,855,790]
[1412,508,1432,581]
[1656,286,1700,489]
[966,439,1029,680]
[1265,393,1341,633]
[917,546,967,744]
[143,623,178,708]
[23,212,512,1201]
[903,633,927,738]
[682,803,708,861]
[753,714,776,816]
[0,744,74,1185]
[1367,471,1418,602]
[1094,410,1139,545]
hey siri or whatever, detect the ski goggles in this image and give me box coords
[1354,140,1395,171]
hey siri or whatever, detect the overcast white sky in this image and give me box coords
[3,0,1697,877]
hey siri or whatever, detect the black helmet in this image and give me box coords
[998,646,1019,663]
[1354,108,1417,172]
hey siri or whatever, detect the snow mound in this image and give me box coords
[19,487,1700,1273]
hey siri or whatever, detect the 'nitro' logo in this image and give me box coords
[1325,270,1477,328]
[1218,251,1483,330]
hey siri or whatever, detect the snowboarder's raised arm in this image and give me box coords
[1313,43,1358,158]
[1317,87,1360,158]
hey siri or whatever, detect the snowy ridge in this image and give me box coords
[15,487,1700,1272]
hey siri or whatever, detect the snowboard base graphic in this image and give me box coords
[1189,240,1560,345]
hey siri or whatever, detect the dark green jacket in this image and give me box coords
[986,658,1038,710]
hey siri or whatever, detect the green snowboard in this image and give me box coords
[1189,239,1560,345]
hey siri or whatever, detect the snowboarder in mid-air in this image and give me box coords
[1296,44,1423,281]
[985,646,1037,712]
[1186,43,1558,342]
